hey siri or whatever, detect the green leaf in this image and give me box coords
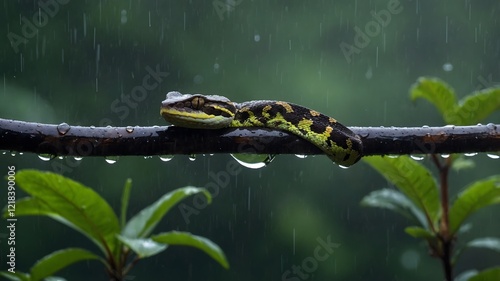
[455,270,478,281]
[410,77,500,125]
[451,157,476,172]
[122,186,211,238]
[454,237,500,264]
[116,235,167,258]
[465,237,500,253]
[44,277,67,281]
[405,226,435,240]
[451,88,500,125]
[449,176,500,234]
[410,77,457,118]
[0,272,30,281]
[121,179,132,228]
[4,170,120,255]
[364,156,440,226]
[30,248,101,281]
[360,188,428,228]
[152,231,229,269]
[470,267,500,281]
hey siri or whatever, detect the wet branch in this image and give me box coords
[0,118,499,160]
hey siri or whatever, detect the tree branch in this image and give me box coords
[0,118,499,160]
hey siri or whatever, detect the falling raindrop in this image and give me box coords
[442,63,453,72]
[159,155,174,162]
[105,156,119,164]
[254,34,261,42]
[56,122,71,135]
[125,126,134,133]
[231,154,275,169]
[410,155,425,161]
[188,154,196,161]
[38,154,53,161]
[193,75,204,84]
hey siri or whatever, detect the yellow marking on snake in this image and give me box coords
[310,110,320,117]
[276,101,294,113]
[161,91,363,166]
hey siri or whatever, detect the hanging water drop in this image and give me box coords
[338,164,350,169]
[143,156,153,159]
[159,155,174,162]
[56,122,71,135]
[10,151,16,156]
[441,154,450,159]
[188,154,196,161]
[464,152,477,157]
[486,153,500,159]
[125,126,134,133]
[295,154,307,159]
[410,155,425,161]
[105,156,119,164]
[38,154,53,161]
[230,154,275,169]
[73,156,83,161]
[387,155,399,158]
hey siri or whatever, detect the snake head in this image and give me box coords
[160,91,236,129]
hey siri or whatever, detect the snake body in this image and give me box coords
[160,91,363,166]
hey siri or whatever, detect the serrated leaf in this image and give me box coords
[122,187,211,239]
[410,77,457,117]
[30,248,101,281]
[360,188,428,228]
[470,267,500,281]
[405,226,435,240]
[449,176,500,235]
[116,235,167,258]
[152,231,229,269]
[364,156,440,225]
[451,88,500,125]
[2,170,120,255]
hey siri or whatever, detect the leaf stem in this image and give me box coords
[431,154,453,281]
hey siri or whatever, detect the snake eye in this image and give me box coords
[191,97,205,109]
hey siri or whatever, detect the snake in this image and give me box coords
[160,91,363,166]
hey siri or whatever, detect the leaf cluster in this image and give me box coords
[1,170,228,281]
[362,77,500,281]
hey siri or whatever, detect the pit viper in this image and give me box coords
[160,91,363,166]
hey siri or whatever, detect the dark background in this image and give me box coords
[1,1,499,280]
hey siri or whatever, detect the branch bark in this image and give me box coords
[0,118,499,160]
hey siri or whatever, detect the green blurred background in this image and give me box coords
[1,0,499,280]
